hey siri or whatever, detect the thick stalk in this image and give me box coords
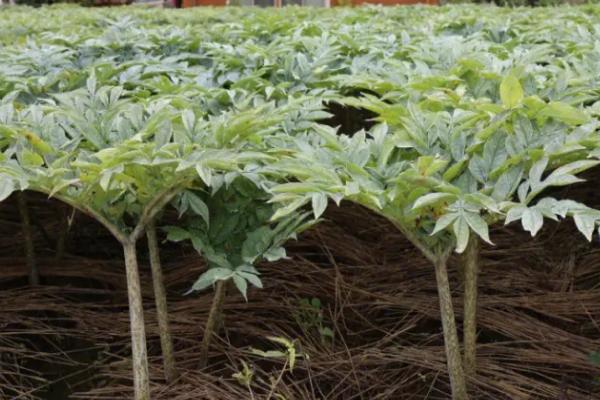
[463,236,479,378]
[17,192,39,285]
[199,280,227,369]
[434,256,469,400]
[146,222,178,383]
[123,241,151,400]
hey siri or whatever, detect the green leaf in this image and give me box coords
[443,159,467,182]
[463,212,492,245]
[521,208,544,236]
[271,197,309,221]
[413,192,456,210]
[99,171,112,192]
[190,236,206,255]
[250,349,286,358]
[573,212,597,241]
[165,226,190,242]
[468,155,487,183]
[431,213,459,235]
[185,191,210,226]
[233,275,248,300]
[453,215,470,253]
[500,74,524,109]
[542,102,589,126]
[505,205,526,225]
[263,246,286,262]
[237,271,263,288]
[21,149,44,167]
[492,166,523,201]
[0,176,15,202]
[311,193,328,219]
[182,109,196,132]
[242,226,273,263]
[548,160,599,181]
[189,267,232,294]
[196,165,212,186]
[529,157,549,187]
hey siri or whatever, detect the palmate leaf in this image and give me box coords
[187,267,233,294]
[502,196,600,240]
[433,205,492,254]
[172,177,311,300]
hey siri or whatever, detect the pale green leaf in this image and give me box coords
[412,192,456,210]
[500,74,524,109]
[0,176,15,202]
[521,208,544,236]
[233,275,248,300]
[311,192,328,219]
[431,213,459,235]
[453,216,470,253]
[464,212,492,245]
[573,212,597,241]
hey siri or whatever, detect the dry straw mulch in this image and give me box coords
[1,193,600,399]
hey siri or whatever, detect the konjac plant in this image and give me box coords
[0,81,323,398]
[0,83,195,399]
[263,77,600,398]
[161,94,327,368]
[0,78,264,397]
[342,67,600,382]
[166,177,313,368]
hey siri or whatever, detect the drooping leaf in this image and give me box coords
[453,215,470,253]
[521,208,544,236]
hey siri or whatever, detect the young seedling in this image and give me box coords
[166,177,313,368]
[250,336,302,400]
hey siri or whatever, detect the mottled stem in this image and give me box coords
[463,236,479,378]
[199,280,227,369]
[123,241,151,400]
[146,222,178,382]
[434,255,469,400]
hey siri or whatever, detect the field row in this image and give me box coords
[2,5,600,399]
